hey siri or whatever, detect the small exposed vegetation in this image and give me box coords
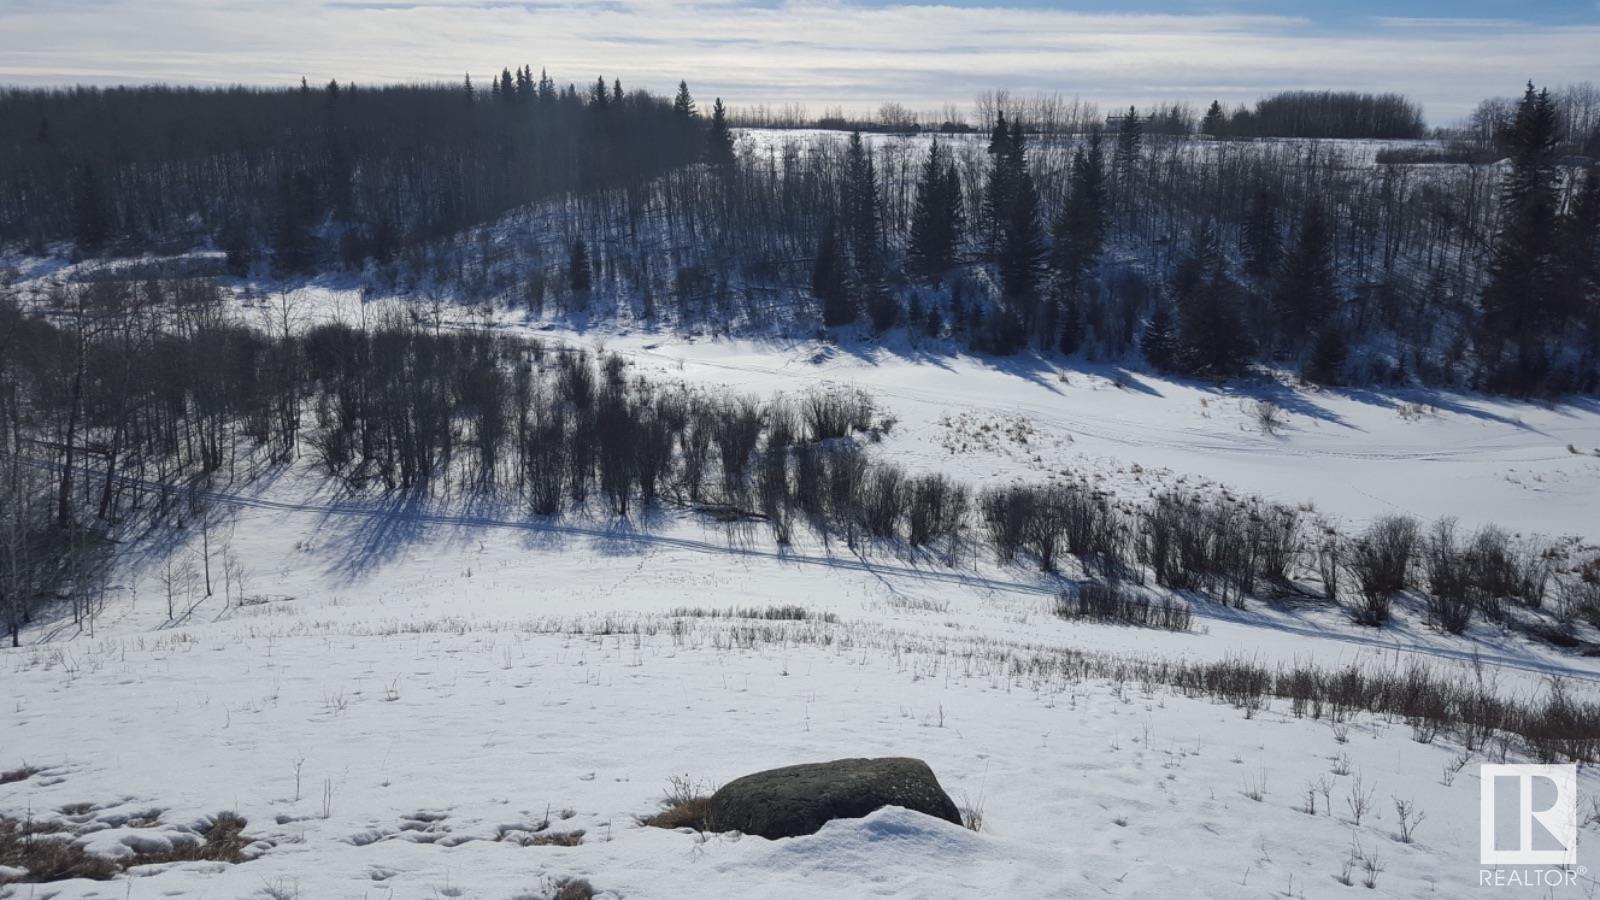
[1056,581,1193,632]
[0,810,255,886]
[638,775,714,832]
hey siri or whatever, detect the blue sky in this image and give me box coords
[1,0,1596,122]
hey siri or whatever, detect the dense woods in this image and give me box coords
[0,74,707,267]
[1,78,1598,402]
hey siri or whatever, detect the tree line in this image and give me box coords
[0,73,716,270]
[438,80,1595,393]
[5,280,1596,646]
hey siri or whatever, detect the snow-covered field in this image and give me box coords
[5,276,1600,897]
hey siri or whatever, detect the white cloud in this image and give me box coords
[0,1,1594,122]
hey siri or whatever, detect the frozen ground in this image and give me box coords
[5,274,1600,897]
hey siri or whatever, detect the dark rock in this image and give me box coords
[705,757,962,839]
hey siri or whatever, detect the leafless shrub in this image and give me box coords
[1056,582,1193,632]
[1317,529,1343,602]
[1423,519,1474,634]
[801,387,874,441]
[905,473,967,551]
[1345,772,1374,825]
[981,485,1033,565]
[1349,516,1418,625]
[1392,797,1425,843]
[858,464,908,539]
[1252,399,1286,435]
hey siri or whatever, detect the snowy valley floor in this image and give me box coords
[5,306,1600,897]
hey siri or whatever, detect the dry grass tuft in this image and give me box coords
[551,877,597,900]
[0,766,40,786]
[638,775,715,831]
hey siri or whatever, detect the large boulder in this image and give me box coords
[705,757,962,839]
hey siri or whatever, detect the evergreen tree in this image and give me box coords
[1561,168,1600,351]
[1271,201,1338,347]
[1057,298,1085,355]
[995,123,1045,312]
[982,112,1011,252]
[1174,225,1253,375]
[591,76,609,109]
[813,216,853,326]
[1305,327,1349,385]
[1140,303,1178,371]
[69,163,111,254]
[987,111,1008,156]
[842,131,886,318]
[673,81,696,119]
[1200,101,1227,137]
[1242,189,1281,283]
[707,98,737,168]
[612,78,624,107]
[907,138,961,281]
[1114,106,1143,188]
[1051,131,1108,299]
[568,238,592,293]
[270,169,319,274]
[463,73,475,103]
[1481,82,1562,378]
[499,68,514,103]
[538,68,556,103]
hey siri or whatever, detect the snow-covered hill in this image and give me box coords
[4,283,1600,899]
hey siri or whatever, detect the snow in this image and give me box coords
[6,264,1600,897]
[8,620,1597,898]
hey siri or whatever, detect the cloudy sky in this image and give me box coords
[1,0,1597,122]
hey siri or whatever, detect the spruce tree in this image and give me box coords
[987,111,1008,156]
[842,131,887,321]
[1271,201,1338,347]
[813,216,853,326]
[219,217,252,277]
[1051,131,1108,299]
[995,124,1044,311]
[569,238,592,293]
[463,73,475,103]
[1561,168,1600,351]
[673,81,696,119]
[982,112,1011,252]
[907,138,961,281]
[1242,189,1281,284]
[707,98,737,169]
[1141,303,1178,371]
[1057,298,1084,355]
[69,163,111,254]
[270,170,319,274]
[1481,82,1562,378]
[1305,327,1349,385]
[1174,225,1253,376]
[1114,106,1143,188]
[1200,101,1227,137]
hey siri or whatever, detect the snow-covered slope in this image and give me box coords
[4,288,1600,898]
